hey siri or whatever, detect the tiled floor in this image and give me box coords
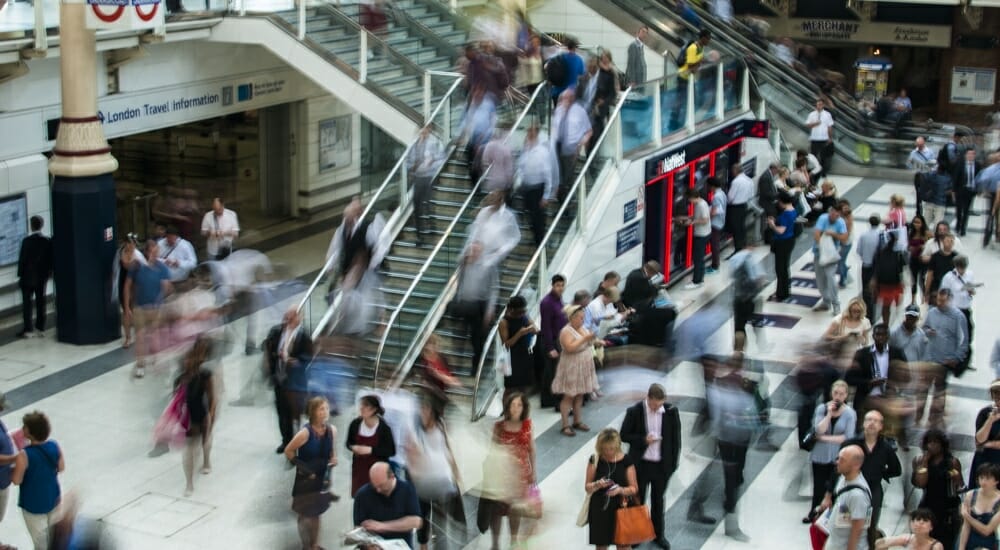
[1,174,997,549]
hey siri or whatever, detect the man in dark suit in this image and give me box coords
[954,148,983,236]
[757,163,779,243]
[17,215,53,338]
[844,323,909,430]
[620,383,681,549]
[265,307,314,453]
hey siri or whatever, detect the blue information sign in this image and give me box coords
[616,222,641,257]
[623,199,637,223]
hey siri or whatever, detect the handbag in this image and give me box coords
[153,386,190,450]
[818,234,839,266]
[800,427,818,452]
[613,496,656,546]
[575,492,592,527]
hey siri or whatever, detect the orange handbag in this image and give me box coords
[613,496,656,546]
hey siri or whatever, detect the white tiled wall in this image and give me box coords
[0,154,52,308]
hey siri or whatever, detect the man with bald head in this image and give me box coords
[353,462,422,548]
[822,445,873,550]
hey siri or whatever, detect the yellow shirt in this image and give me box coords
[678,42,703,79]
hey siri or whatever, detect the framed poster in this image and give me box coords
[950,67,996,106]
[319,115,352,172]
[0,194,27,267]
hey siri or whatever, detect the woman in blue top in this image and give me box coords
[768,191,799,301]
[0,393,16,523]
[12,410,64,550]
[284,396,337,550]
[959,463,1000,550]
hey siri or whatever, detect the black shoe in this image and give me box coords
[687,509,716,524]
[275,444,286,454]
[652,537,671,549]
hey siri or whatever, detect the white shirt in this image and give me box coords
[869,345,889,397]
[466,205,521,267]
[517,134,559,200]
[201,208,240,257]
[921,236,963,259]
[156,237,198,281]
[907,146,937,171]
[325,212,388,272]
[552,102,592,155]
[407,133,444,178]
[940,269,975,310]
[692,198,711,237]
[805,109,834,142]
[584,297,622,336]
[727,173,754,205]
[642,400,665,462]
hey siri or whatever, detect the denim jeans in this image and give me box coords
[837,242,853,286]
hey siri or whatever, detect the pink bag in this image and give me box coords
[153,386,190,450]
[510,484,543,519]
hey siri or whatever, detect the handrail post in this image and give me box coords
[757,98,767,120]
[33,0,47,52]
[614,109,623,164]
[297,0,306,40]
[423,72,432,124]
[444,95,452,142]
[400,164,409,203]
[685,75,696,132]
[239,0,246,16]
[715,63,724,121]
[359,31,368,84]
[577,164,587,231]
[652,81,662,147]
[538,248,547,303]
[741,65,751,112]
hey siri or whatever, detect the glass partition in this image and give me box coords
[695,65,717,125]
[724,61,743,113]
[660,76,685,139]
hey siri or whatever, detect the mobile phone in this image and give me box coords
[833,401,842,411]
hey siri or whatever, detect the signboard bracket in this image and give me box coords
[105,45,147,72]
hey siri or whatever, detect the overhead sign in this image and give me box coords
[950,66,996,106]
[759,17,951,47]
[85,0,164,30]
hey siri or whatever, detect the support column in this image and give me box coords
[49,1,120,345]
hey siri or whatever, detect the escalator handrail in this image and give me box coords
[374,81,551,386]
[468,85,633,421]
[295,75,465,316]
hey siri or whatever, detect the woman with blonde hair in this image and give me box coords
[824,297,872,348]
[804,380,856,523]
[583,428,639,549]
[551,305,599,436]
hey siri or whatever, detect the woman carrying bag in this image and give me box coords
[582,428,651,549]
[284,396,338,550]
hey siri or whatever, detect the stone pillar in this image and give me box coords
[49,2,121,344]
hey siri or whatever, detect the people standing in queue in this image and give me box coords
[619,383,680,550]
[552,305,599,437]
[582,428,639,550]
[285,396,338,550]
[768,191,798,301]
[726,162,754,255]
[346,395,396,497]
[201,197,239,260]
[16,215,52,339]
[912,429,963,549]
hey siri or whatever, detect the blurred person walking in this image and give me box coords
[16,215,52,339]
[284,397,338,550]
[921,288,967,428]
[484,392,536,549]
[178,337,217,497]
[912,429,963,549]
[539,275,568,409]
[619,384,680,550]
[499,295,538,400]
[908,137,937,216]
[919,164,953,229]
[730,243,766,350]
[804,380,857,524]
[11,411,64,550]
[968,382,1000,490]
[812,205,849,315]
[954,149,981,237]
[551,89,592,201]
[517,124,558,247]
[480,128,515,196]
[855,215,884,322]
[768,191,798,300]
[265,308,314,453]
[324,196,387,301]
[582,428,639,550]
[552,305,599,437]
[939,254,976,373]
[454,241,499,374]
[907,215,932,304]
[407,125,445,243]
[201,197,239,261]
[758,163,779,244]
[461,85,498,185]
[346,395,396,497]
[125,239,173,379]
[546,37,584,104]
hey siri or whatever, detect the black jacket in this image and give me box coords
[622,268,655,310]
[345,417,396,461]
[828,436,902,496]
[844,345,909,411]
[620,401,681,475]
[757,170,778,215]
[17,233,53,287]
[263,323,313,386]
[955,160,984,193]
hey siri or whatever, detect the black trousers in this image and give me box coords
[913,173,924,216]
[955,187,976,235]
[692,235,708,284]
[463,300,489,372]
[637,460,670,539]
[718,441,748,513]
[727,204,747,251]
[811,462,836,510]
[733,298,755,336]
[772,238,794,299]
[520,184,547,246]
[20,283,45,332]
[412,175,434,236]
[810,140,832,179]
[274,384,295,447]
[861,265,875,323]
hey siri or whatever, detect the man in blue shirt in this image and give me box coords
[0,392,15,522]
[125,239,172,378]
[549,37,585,104]
[812,206,848,315]
[353,462,422,548]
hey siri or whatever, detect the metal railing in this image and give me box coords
[372,81,550,385]
[467,87,633,420]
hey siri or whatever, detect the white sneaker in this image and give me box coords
[684,282,704,290]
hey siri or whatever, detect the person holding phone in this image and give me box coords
[969,382,1000,489]
[499,295,539,402]
[806,380,857,523]
[939,255,978,371]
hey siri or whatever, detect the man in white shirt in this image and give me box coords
[805,98,835,179]
[201,197,240,260]
[480,129,514,195]
[726,162,755,255]
[685,188,712,289]
[516,125,559,246]
[157,226,198,282]
[552,89,593,201]
[406,125,444,241]
[584,286,631,339]
[939,254,975,352]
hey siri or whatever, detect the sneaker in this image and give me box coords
[832,304,841,316]
[706,267,719,274]
[133,366,145,379]
[17,331,34,339]
[684,282,704,290]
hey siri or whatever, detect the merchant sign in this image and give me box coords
[761,18,951,48]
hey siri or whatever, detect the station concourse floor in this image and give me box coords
[0,174,997,550]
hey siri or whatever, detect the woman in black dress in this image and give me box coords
[970,382,1000,489]
[913,429,963,550]
[499,295,538,402]
[284,396,337,550]
[583,428,639,549]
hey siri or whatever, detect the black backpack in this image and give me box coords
[676,40,698,67]
[937,143,955,174]
[545,53,569,87]
[874,240,904,285]
[917,172,936,202]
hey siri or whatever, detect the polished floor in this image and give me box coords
[1,174,997,549]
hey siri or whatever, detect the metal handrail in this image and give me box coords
[468,87,632,420]
[373,81,550,385]
[295,75,465,316]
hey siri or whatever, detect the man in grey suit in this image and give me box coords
[626,26,648,90]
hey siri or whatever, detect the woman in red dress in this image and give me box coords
[345,395,395,496]
[488,392,537,549]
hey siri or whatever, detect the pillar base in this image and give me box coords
[52,174,119,345]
